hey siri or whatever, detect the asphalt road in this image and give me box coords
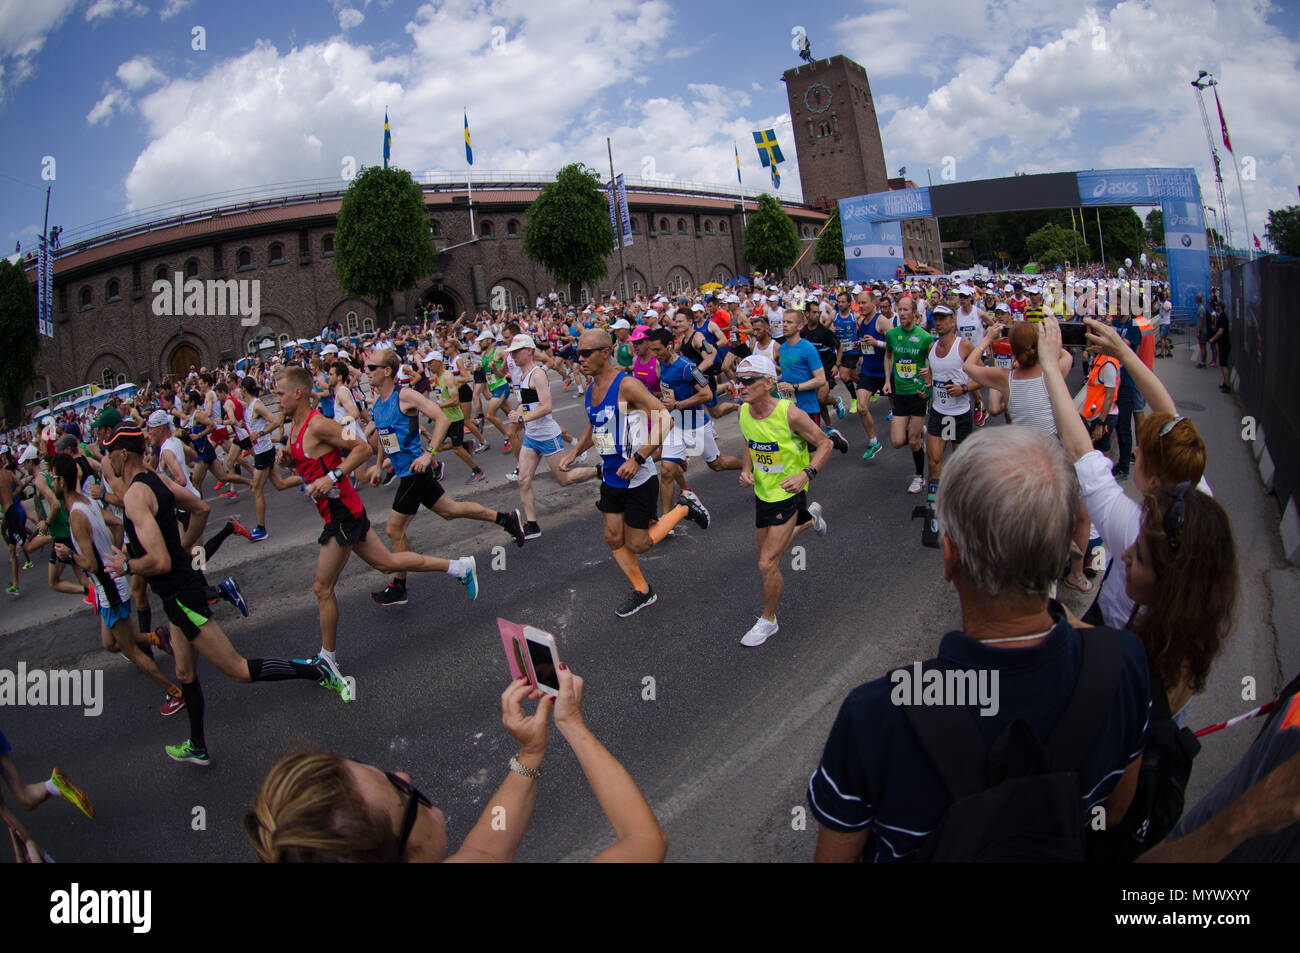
[1,340,1284,862]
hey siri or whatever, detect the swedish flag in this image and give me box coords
[771,165,781,190]
[735,143,741,185]
[753,129,784,168]
[383,111,391,168]
[464,110,473,166]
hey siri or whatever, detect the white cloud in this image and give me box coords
[87,89,128,125]
[338,7,364,30]
[85,0,148,23]
[0,0,79,103]
[116,56,165,90]
[159,0,193,20]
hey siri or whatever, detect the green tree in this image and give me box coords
[0,259,40,426]
[1265,205,1300,256]
[1145,209,1164,247]
[1025,223,1077,269]
[522,163,615,302]
[743,193,800,276]
[814,207,844,273]
[333,166,433,327]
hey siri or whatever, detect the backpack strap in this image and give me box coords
[902,673,988,802]
[1046,627,1125,772]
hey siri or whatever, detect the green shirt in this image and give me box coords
[740,400,809,503]
[885,325,934,396]
[434,370,463,422]
[616,341,633,369]
[481,347,508,390]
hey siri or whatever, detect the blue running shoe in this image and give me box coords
[457,556,479,601]
[218,577,249,617]
[248,527,268,541]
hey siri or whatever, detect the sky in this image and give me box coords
[1,0,1297,254]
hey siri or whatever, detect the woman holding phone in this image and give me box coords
[244,668,667,863]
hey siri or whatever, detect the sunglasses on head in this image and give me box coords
[1161,480,1192,550]
[1158,415,1185,437]
[385,771,432,858]
[577,346,609,358]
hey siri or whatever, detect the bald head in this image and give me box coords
[579,329,612,350]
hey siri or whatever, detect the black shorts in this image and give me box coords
[457,383,473,402]
[160,580,211,640]
[2,505,24,545]
[731,342,751,360]
[392,470,445,515]
[755,490,813,529]
[1217,341,1231,364]
[253,448,276,470]
[446,420,465,448]
[472,369,487,384]
[50,534,75,566]
[596,476,658,531]
[840,353,861,370]
[857,375,886,396]
[318,508,370,547]
[892,392,928,418]
[237,436,252,452]
[926,407,974,445]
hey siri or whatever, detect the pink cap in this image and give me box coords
[629,326,649,341]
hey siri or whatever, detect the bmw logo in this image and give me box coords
[1181,234,1192,248]
[888,247,896,256]
[853,247,862,257]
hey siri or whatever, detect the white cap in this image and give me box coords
[476,331,494,342]
[766,294,780,302]
[995,302,1012,313]
[958,285,975,296]
[931,304,954,316]
[1027,284,1043,294]
[610,319,631,330]
[19,445,38,463]
[851,284,863,293]
[642,310,657,319]
[508,335,536,352]
[735,354,777,378]
[321,344,339,354]
[890,283,904,292]
[421,350,444,363]
[147,410,173,428]
[690,303,705,312]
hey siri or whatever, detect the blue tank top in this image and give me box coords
[659,356,702,432]
[371,386,422,478]
[585,372,648,489]
[858,314,890,378]
[693,319,718,350]
[190,417,212,453]
[833,311,860,355]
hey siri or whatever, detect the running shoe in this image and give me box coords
[248,527,268,541]
[907,475,925,494]
[220,489,239,500]
[828,429,850,454]
[218,576,249,617]
[50,768,95,818]
[5,585,18,596]
[503,440,512,453]
[506,467,519,482]
[159,693,185,717]
[214,481,227,492]
[152,626,175,657]
[886,411,893,421]
[474,441,490,454]
[371,582,408,606]
[740,616,779,647]
[807,501,828,537]
[849,399,858,413]
[833,396,846,419]
[165,740,210,766]
[466,469,486,484]
[381,469,396,487]
[1113,469,1129,482]
[562,379,571,390]
[83,590,96,607]
[503,509,526,547]
[457,556,479,601]
[861,439,882,461]
[314,654,353,703]
[974,406,987,427]
[615,585,656,618]
[229,516,254,541]
[679,489,710,530]
[21,559,32,570]
[523,520,542,540]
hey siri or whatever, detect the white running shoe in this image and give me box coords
[907,475,925,494]
[741,616,779,647]
[807,501,827,537]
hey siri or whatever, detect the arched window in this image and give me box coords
[363,317,375,333]
[347,311,358,333]
[268,242,284,264]
[237,248,252,270]
[101,367,116,389]
[277,333,290,346]
[677,219,687,234]
[479,220,494,238]
[632,281,642,296]
[660,218,669,232]
[430,219,442,237]
[579,288,590,305]
[515,295,525,312]
[106,278,120,301]
[322,234,334,255]
[79,286,93,310]
[184,258,200,279]
[506,219,519,237]
[33,390,44,401]
[246,339,258,355]
[154,264,169,282]
[719,219,729,234]
[704,220,713,234]
[630,217,641,234]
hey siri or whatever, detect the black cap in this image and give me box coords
[103,423,146,454]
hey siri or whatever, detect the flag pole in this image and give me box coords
[607,137,629,301]
[1096,208,1106,266]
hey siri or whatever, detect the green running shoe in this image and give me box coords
[862,439,882,461]
[458,555,479,601]
[165,740,210,766]
[314,654,353,703]
[51,768,95,819]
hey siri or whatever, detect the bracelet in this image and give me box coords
[803,465,817,481]
[509,755,541,780]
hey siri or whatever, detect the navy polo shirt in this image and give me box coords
[807,604,1151,862]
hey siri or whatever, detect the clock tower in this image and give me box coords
[781,55,890,210]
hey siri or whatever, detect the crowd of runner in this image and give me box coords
[2,269,1291,864]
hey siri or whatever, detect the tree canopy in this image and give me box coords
[743,194,800,275]
[0,259,40,426]
[522,163,616,300]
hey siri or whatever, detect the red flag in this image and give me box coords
[1254,233,1261,249]
[1214,87,1233,153]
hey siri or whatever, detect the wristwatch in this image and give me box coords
[327,467,343,483]
[632,452,646,466]
[803,465,817,481]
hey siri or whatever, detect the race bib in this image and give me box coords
[935,386,961,409]
[378,431,401,454]
[748,439,784,474]
[591,429,617,454]
[896,360,917,378]
[994,354,1013,369]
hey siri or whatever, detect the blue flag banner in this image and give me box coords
[383,111,391,168]
[39,239,53,338]
[615,173,633,248]
[771,165,781,190]
[464,110,473,166]
[607,179,618,240]
[735,144,742,185]
[753,129,784,168]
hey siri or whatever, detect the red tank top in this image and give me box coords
[290,409,364,522]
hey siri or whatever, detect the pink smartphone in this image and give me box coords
[497,618,533,685]
[496,618,561,697]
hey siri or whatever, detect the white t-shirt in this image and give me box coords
[1098,363,1120,418]
[1160,300,1173,327]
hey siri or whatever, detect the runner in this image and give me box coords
[831,289,862,416]
[237,379,298,541]
[852,287,891,461]
[917,304,976,548]
[478,332,513,448]
[507,335,602,538]
[735,354,831,647]
[327,361,377,485]
[559,329,708,617]
[100,423,349,768]
[359,351,519,608]
[421,351,485,485]
[1,447,31,596]
[882,296,934,494]
[954,285,988,426]
[180,389,251,500]
[777,310,849,454]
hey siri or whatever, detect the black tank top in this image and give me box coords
[123,470,196,596]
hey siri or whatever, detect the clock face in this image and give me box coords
[804,83,832,114]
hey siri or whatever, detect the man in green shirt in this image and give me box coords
[612,319,635,370]
[421,351,483,484]
[883,296,934,494]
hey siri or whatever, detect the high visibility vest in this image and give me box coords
[1134,315,1156,369]
[1082,355,1120,420]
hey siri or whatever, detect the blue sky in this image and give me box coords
[2,0,1297,254]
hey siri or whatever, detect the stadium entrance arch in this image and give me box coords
[839,168,1211,320]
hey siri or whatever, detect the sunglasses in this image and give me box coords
[736,376,767,387]
[1161,480,1192,551]
[386,771,432,859]
[577,347,610,358]
[365,364,386,372]
[1158,415,1185,437]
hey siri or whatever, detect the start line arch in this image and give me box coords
[839,167,1211,321]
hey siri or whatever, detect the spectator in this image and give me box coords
[244,668,666,863]
[807,425,1151,862]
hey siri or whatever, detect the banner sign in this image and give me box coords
[615,173,633,248]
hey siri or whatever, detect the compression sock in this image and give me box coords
[247,658,326,682]
[136,603,151,634]
[611,547,648,593]
[647,505,688,546]
[927,479,939,506]
[913,449,926,475]
[203,521,235,559]
[181,678,206,751]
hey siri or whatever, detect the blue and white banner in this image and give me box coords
[615,173,633,248]
[606,180,618,243]
[38,239,53,338]
[840,186,933,224]
[840,203,904,283]
[1076,168,1199,206]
